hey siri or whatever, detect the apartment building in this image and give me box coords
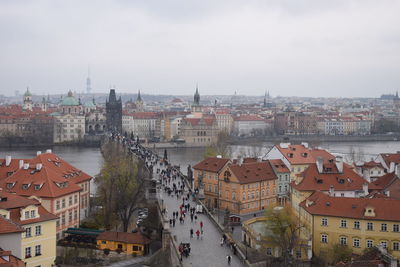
[0,191,57,267]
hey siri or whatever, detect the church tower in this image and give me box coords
[23,87,33,111]
[192,84,202,112]
[106,88,122,132]
[135,90,144,112]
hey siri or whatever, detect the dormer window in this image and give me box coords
[30,210,36,218]
[22,184,30,190]
[34,184,42,191]
[6,183,14,189]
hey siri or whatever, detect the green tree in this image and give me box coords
[203,131,232,158]
[264,206,305,266]
[329,243,352,264]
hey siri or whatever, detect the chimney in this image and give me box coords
[301,142,309,148]
[36,151,41,156]
[238,157,243,166]
[386,190,390,197]
[389,162,395,173]
[23,163,29,170]
[46,149,52,154]
[363,182,369,196]
[216,155,222,159]
[316,157,323,173]
[257,156,262,162]
[363,169,371,183]
[5,156,11,166]
[335,156,343,173]
[329,185,335,197]
[36,163,42,171]
[19,160,24,169]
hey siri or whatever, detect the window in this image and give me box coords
[69,211,72,222]
[69,196,73,206]
[35,245,41,256]
[251,192,254,199]
[25,227,31,238]
[102,241,106,244]
[30,210,35,218]
[242,193,245,201]
[232,192,236,200]
[266,248,272,255]
[321,218,328,226]
[35,225,41,235]
[321,234,328,243]
[340,220,347,228]
[25,247,31,258]
[381,223,387,232]
[74,209,78,220]
[74,194,78,204]
[381,241,387,248]
[118,244,123,249]
[295,249,301,259]
[56,220,60,228]
[394,224,399,232]
[208,184,211,192]
[132,245,140,251]
[56,200,60,210]
[367,222,373,231]
[340,236,347,246]
[366,240,373,248]
[354,221,360,229]
[62,199,66,208]
[393,242,399,251]
[61,213,65,225]
[353,238,360,248]
[25,211,30,219]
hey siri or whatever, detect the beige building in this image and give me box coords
[179,115,219,147]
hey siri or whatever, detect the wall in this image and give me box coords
[0,232,22,258]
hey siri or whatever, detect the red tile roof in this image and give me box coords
[292,163,375,192]
[97,231,151,245]
[0,248,25,267]
[9,206,58,225]
[380,153,400,167]
[193,157,230,173]
[229,161,277,184]
[269,159,290,173]
[234,115,265,121]
[371,173,397,190]
[0,216,24,234]
[0,152,91,198]
[182,116,216,126]
[300,191,400,221]
[276,144,335,165]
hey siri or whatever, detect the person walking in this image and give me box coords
[196,229,200,239]
[190,228,193,238]
[200,221,203,230]
[226,255,231,265]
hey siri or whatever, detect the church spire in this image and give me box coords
[194,84,200,105]
[137,90,142,102]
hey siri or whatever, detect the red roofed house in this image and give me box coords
[265,142,335,181]
[217,160,279,214]
[354,160,386,182]
[193,157,231,209]
[179,115,219,147]
[377,152,400,173]
[299,191,400,260]
[0,247,25,267]
[0,150,92,240]
[96,231,151,256]
[0,190,58,267]
[370,170,400,200]
[291,156,377,216]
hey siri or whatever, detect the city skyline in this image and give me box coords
[0,0,399,97]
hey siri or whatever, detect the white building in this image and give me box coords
[233,115,267,136]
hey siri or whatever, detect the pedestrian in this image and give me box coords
[172,218,175,227]
[196,229,200,239]
[226,255,231,265]
[190,214,194,222]
[190,228,193,238]
[194,215,197,222]
[200,221,203,230]
[231,226,234,233]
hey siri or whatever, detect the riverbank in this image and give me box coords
[142,133,400,149]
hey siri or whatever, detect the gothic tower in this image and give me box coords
[106,88,122,132]
[192,84,202,112]
[135,90,144,112]
[23,87,33,111]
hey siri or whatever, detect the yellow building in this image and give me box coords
[96,231,151,256]
[300,191,400,261]
[0,191,58,267]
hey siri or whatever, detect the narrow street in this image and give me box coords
[155,167,244,267]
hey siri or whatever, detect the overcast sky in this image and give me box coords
[0,0,399,97]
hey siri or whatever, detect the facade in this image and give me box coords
[215,111,233,134]
[300,191,400,260]
[269,159,291,205]
[0,247,25,267]
[193,157,231,208]
[53,113,85,143]
[0,191,58,267]
[106,89,122,132]
[179,115,219,147]
[0,151,92,239]
[122,112,158,138]
[233,115,267,136]
[217,160,279,215]
[85,108,106,134]
[96,231,150,256]
[377,153,400,173]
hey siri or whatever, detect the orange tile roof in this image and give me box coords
[0,248,25,267]
[276,144,335,165]
[380,153,400,167]
[300,191,400,221]
[229,161,277,184]
[9,206,58,225]
[269,159,290,173]
[234,115,265,121]
[371,173,397,190]
[97,231,151,245]
[193,157,230,173]
[292,163,375,192]
[0,216,24,234]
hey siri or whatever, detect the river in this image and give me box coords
[2,141,400,192]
